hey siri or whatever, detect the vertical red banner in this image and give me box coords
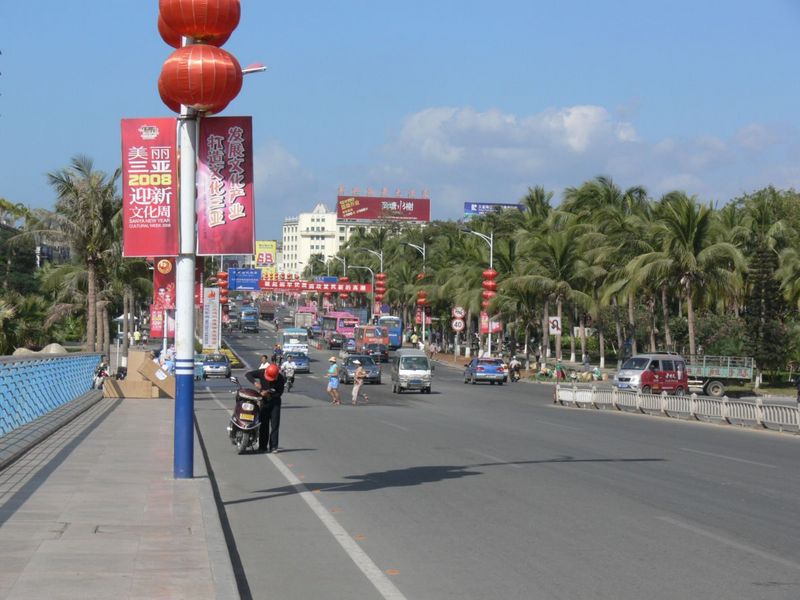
[195,264,204,307]
[196,116,255,256]
[150,305,176,338]
[120,118,178,257]
[153,258,176,311]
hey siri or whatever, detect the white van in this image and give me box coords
[391,348,433,394]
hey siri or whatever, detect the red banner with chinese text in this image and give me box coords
[152,258,176,311]
[150,305,176,338]
[258,279,372,293]
[197,116,255,255]
[121,118,178,257]
[479,311,503,334]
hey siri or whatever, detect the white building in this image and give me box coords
[281,203,341,276]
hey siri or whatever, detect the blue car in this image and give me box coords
[285,352,310,373]
[464,357,507,385]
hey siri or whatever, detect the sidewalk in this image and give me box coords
[0,397,237,600]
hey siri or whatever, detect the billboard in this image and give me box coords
[149,306,176,338]
[197,116,255,255]
[152,258,176,311]
[464,202,522,217]
[202,286,221,350]
[120,118,179,257]
[254,240,277,277]
[337,195,430,222]
[228,268,262,291]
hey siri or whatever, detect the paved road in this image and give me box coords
[194,324,800,600]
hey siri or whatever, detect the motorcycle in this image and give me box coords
[93,361,110,389]
[282,369,295,392]
[228,376,265,454]
[509,365,521,382]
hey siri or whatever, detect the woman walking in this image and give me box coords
[351,360,368,405]
[327,356,341,405]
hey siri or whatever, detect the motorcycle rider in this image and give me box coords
[271,343,283,364]
[245,363,285,453]
[509,356,522,381]
[280,354,297,390]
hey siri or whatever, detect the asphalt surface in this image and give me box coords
[195,322,800,600]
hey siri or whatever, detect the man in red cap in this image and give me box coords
[245,362,286,453]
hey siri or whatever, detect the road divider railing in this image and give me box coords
[0,353,101,436]
[554,384,799,434]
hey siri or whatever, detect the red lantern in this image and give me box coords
[159,0,241,40]
[158,14,231,48]
[158,76,182,113]
[482,268,497,280]
[481,300,489,309]
[417,290,427,299]
[482,279,497,291]
[159,44,242,112]
[416,272,425,280]
[482,290,497,300]
[375,272,387,281]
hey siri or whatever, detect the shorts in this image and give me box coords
[327,376,339,391]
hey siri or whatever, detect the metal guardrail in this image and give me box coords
[0,353,101,436]
[555,384,799,434]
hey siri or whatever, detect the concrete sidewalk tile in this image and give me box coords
[130,573,214,599]
[5,571,134,600]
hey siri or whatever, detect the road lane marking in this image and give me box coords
[464,448,523,469]
[207,389,408,600]
[679,448,777,469]
[376,419,409,432]
[269,455,409,600]
[533,418,583,431]
[656,516,800,571]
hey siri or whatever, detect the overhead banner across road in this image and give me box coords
[259,279,371,293]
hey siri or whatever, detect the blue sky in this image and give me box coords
[2,1,799,241]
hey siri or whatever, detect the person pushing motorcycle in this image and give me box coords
[245,363,285,453]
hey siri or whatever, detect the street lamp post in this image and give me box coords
[462,228,495,356]
[402,242,427,344]
[358,248,384,273]
[348,265,375,322]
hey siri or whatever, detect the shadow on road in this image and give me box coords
[223,456,666,506]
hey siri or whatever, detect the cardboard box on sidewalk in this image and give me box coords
[138,359,176,398]
[103,379,157,398]
[125,350,152,382]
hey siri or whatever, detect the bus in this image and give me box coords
[279,327,309,355]
[353,325,390,353]
[377,315,403,350]
[321,311,360,341]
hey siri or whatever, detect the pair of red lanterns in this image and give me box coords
[481,268,497,310]
[339,276,349,301]
[157,0,243,114]
[375,273,387,302]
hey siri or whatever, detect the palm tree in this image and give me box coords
[633,193,745,357]
[37,156,121,351]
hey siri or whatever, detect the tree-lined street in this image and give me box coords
[194,324,800,599]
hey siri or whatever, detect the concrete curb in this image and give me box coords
[194,420,240,600]
[0,389,103,471]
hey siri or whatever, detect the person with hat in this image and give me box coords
[327,356,341,405]
[351,359,368,406]
[245,362,286,453]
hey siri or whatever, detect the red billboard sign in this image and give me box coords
[150,305,176,338]
[197,116,255,255]
[120,118,179,257]
[337,195,430,222]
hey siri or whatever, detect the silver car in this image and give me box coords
[339,355,381,384]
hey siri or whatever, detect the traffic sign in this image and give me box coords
[452,306,466,319]
[451,318,465,332]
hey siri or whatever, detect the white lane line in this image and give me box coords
[464,448,523,469]
[269,455,408,600]
[376,419,409,432]
[656,516,800,571]
[207,389,407,600]
[679,447,777,469]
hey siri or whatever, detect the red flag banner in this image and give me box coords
[197,116,255,255]
[153,258,176,311]
[121,118,179,257]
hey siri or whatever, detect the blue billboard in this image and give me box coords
[229,268,262,291]
[464,202,523,216]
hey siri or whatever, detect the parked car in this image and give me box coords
[339,355,381,384]
[364,343,389,363]
[464,357,507,385]
[327,332,346,349]
[285,352,310,373]
[203,353,232,379]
